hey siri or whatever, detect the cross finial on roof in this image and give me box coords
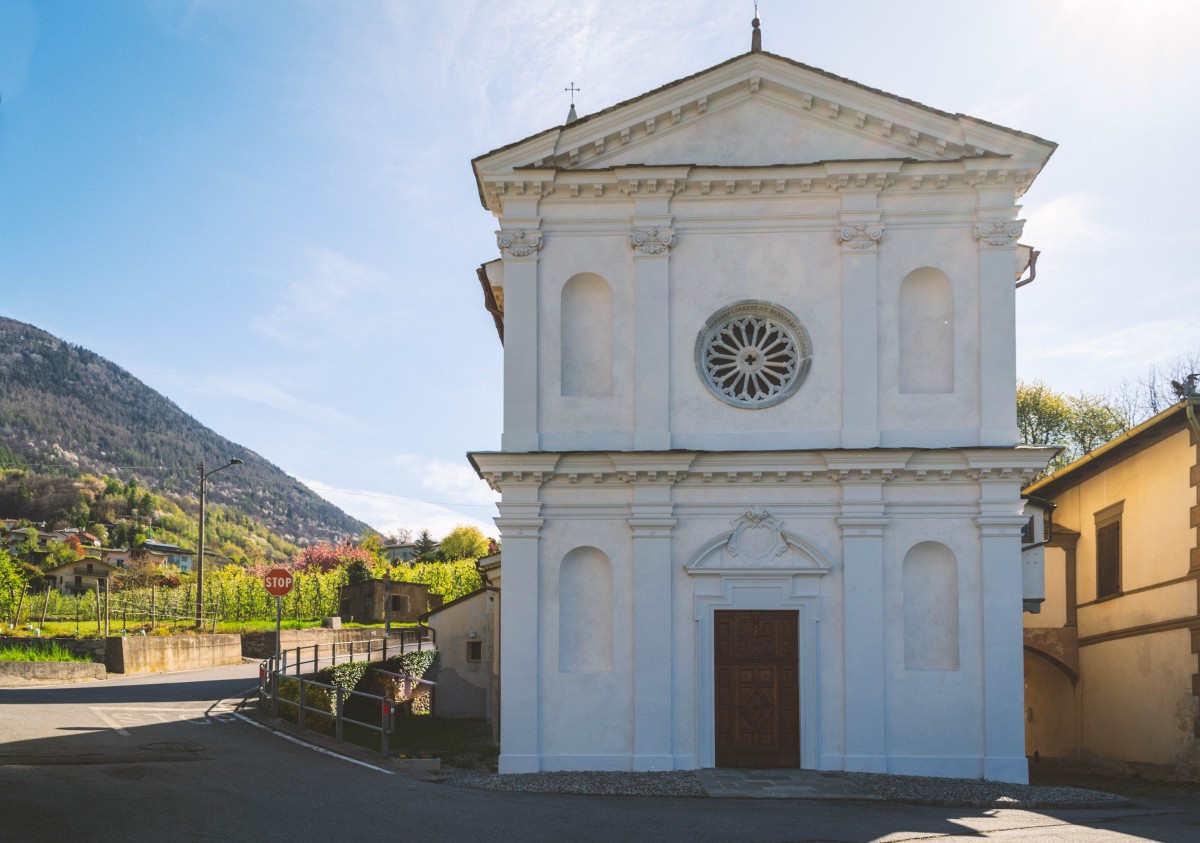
[564,81,580,123]
[751,4,762,53]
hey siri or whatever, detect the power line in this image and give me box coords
[303,484,498,510]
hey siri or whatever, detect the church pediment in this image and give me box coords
[685,507,831,575]
[473,51,1055,204]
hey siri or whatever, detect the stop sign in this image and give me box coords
[263,568,294,597]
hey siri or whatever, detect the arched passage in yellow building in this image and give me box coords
[1023,647,1079,763]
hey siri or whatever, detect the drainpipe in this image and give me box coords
[1186,395,1200,442]
[1015,248,1040,289]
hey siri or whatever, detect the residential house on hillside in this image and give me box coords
[44,556,120,595]
[1022,398,1200,780]
[382,543,420,564]
[134,541,196,573]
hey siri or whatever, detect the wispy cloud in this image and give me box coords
[1022,194,1111,256]
[393,453,498,509]
[1019,318,1198,391]
[251,247,392,351]
[204,374,369,431]
[299,477,496,539]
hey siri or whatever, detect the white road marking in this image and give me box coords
[90,705,239,733]
[89,706,130,736]
[229,712,394,775]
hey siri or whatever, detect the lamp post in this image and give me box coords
[196,458,243,629]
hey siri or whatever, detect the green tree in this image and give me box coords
[438,524,490,561]
[0,549,27,609]
[344,559,371,585]
[1017,380,1072,449]
[88,523,109,546]
[413,529,438,561]
[1017,380,1129,476]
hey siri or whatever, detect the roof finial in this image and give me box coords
[751,3,762,53]
[564,81,580,124]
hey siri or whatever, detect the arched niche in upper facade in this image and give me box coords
[898,267,954,394]
[903,541,960,671]
[560,273,613,396]
[558,546,614,673]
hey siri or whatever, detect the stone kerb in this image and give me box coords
[0,661,107,686]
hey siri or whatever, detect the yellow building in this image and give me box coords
[1023,398,1200,780]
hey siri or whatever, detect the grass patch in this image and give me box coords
[390,717,497,771]
[0,642,91,662]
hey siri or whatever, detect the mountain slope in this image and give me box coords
[0,316,370,543]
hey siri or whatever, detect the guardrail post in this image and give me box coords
[271,664,279,718]
[381,700,392,757]
[335,687,344,742]
[294,647,301,676]
[298,678,306,730]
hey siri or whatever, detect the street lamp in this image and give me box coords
[196,458,243,629]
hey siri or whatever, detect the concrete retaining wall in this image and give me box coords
[242,628,396,659]
[0,661,107,686]
[105,634,243,675]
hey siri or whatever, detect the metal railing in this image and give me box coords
[257,627,437,756]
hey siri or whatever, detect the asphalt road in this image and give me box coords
[2,665,1198,842]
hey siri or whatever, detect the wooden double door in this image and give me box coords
[714,610,800,768]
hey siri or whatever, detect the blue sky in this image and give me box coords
[2,1,1197,537]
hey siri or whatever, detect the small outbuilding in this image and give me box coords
[338,579,443,625]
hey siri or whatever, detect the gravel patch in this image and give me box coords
[439,768,707,798]
[440,767,1129,806]
[842,771,1130,808]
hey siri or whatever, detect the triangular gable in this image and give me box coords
[473,50,1055,205]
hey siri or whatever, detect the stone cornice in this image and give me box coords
[471,449,1049,491]
[480,159,1037,213]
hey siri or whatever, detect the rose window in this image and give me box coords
[695,302,812,408]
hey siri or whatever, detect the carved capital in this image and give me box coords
[973,219,1024,247]
[496,229,543,258]
[836,222,884,250]
[630,227,675,255]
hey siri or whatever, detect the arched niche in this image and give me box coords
[558,546,613,673]
[560,273,613,396]
[902,541,959,671]
[898,267,954,394]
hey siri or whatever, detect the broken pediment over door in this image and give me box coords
[685,507,832,574]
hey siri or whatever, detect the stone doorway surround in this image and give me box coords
[686,512,829,771]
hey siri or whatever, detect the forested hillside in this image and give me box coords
[0,316,370,543]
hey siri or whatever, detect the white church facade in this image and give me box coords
[469,31,1056,783]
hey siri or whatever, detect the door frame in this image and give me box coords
[691,571,823,770]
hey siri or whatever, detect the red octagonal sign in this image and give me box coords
[263,568,294,597]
